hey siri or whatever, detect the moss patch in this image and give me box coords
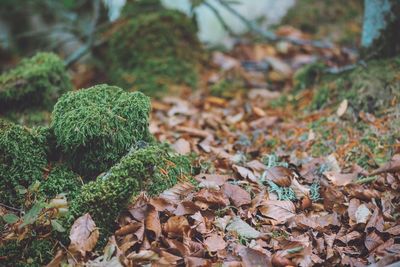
[0,239,55,267]
[0,119,47,207]
[67,143,192,238]
[308,56,400,114]
[0,52,71,112]
[51,84,152,178]
[108,7,202,96]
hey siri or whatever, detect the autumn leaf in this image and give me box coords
[69,213,99,257]
[204,233,226,252]
[259,200,296,224]
[222,183,251,207]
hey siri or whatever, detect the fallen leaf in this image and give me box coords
[365,231,384,252]
[355,204,371,224]
[262,166,293,187]
[232,164,258,182]
[194,188,229,207]
[324,171,357,186]
[69,213,99,257]
[145,205,161,241]
[337,99,348,117]
[226,217,260,239]
[204,233,226,252]
[222,183,251,207]
[163,216,190,238]
[238,247,272,267]
[259,200,296,224]
[172,138,191,155]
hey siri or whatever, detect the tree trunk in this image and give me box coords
[362,0,400,58]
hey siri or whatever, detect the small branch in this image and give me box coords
[0,202,23,212]
[64,0,101,67]
[203,0,236,36]
[215,0,333,49]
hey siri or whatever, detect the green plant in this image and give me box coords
[51,84,152,177]
[266,180,296,201]
[0,119,47,207]
[0,52,71,112]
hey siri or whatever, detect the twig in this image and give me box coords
[354,176,378,184]
[203,0,236,36]
[215,0,333,49]
[0,202,23,212]
[64,0,101,67]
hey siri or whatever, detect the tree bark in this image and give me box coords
[362,0,400,58]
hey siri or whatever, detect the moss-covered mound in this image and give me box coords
[292,57,400,115]
[51,84,152,177]
[67,143,192,236]
[108,7,202,96]
[0,119,47,207]
[0,52,71,112]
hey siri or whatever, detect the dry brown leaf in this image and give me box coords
[204,233,226,252]
[365,231,384,252]
[355,204,371,224]
[222,183,251,207]
[238,247,272,267]
[194,188,229,207]
[259,200,296,224]
[324,171,357,186]
[163,216,190,238]
[232,164,258,182]
[194,173,231,186]
[160,182,195,203]
[262,166,293,187]
[172,138,191,155]
[69,213,99,257]
[145,205,161,241]
[336,99,348,117]
[366,207,384,232]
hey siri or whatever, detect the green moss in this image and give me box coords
[67,143,192,237]
[0,52,71,112]
[311,86,330,110]
[304,56,400,114]
[0,239,55,267]
[293,62,326,92]
[122,0,163,17]
[0,119,47,207]
[39,163,82,201]
[108,9,202,96]
[51,84,152,177]
[1,108,51,127]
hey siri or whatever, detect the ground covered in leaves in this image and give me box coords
[1,9,400,267]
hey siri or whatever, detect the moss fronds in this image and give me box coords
[51,84,152,177]
[39,163,82,201]
[0,119,47,207]
[0,52,71,111]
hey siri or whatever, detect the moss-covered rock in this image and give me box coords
[0,119,47,207]
[0,52,71,112]
[67,143,192,236]
[308,56,400,114]
[51,84,152,177]
[108,7,202,96]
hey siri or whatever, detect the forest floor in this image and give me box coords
[52,28,399,266]
[2,2,400,266]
